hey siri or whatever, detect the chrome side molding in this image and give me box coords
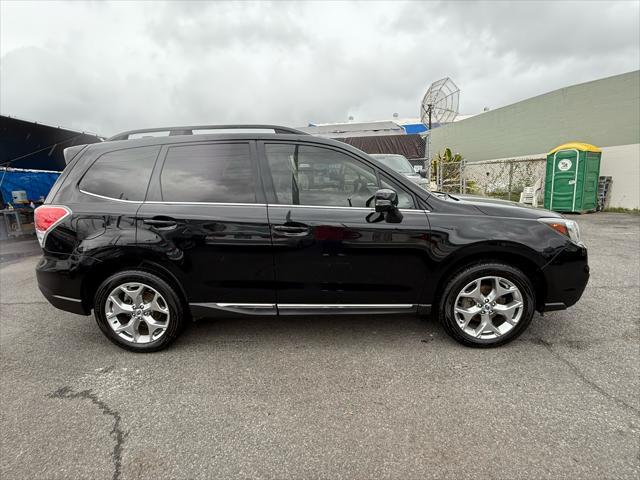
[190,303,277,315]
[277,303,417,315]
[277,303,414,309]
[189,302,419,316]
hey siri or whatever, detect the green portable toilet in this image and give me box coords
[544,142,602,213]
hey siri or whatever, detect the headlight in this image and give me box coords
[538,218,581,243]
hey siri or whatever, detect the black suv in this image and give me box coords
[35,125,589,352]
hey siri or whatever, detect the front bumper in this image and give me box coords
[540,242,589,311]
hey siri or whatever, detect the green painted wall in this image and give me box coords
[430,70,640,162]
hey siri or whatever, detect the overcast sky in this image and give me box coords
[1,0,638,136]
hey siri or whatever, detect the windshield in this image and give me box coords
[371,154,415,174]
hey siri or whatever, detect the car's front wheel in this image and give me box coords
[438,262,535,347]
[94,270,185,352]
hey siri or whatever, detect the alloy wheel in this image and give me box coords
[453,275,523,339]
[105,282,170,344]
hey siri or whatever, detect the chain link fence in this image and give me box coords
[462,158,546,200]
[432,157,547,202]
[435,159,464,193]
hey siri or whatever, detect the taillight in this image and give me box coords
[34,205,71,248]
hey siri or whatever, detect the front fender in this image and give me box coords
[423,213,568,304]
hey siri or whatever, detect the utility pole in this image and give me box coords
[426,104,433,179]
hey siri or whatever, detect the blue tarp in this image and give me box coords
[0,169,60,205]
[401,123,428,134]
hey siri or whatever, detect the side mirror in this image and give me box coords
[374,188,398,213]
[418,169,428,178]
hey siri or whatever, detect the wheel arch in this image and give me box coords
[81,253,190,317]
[430,244,548,314]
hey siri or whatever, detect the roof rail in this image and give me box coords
[107,124,308,141]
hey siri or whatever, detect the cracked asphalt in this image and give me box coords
[1,213,639,479]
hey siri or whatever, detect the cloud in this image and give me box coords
[1,0,638,136]
[146,2,310,51]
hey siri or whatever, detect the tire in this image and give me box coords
[438,262,535,348]
[94,270,185,352]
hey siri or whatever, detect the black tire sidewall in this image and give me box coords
[94,270,184,352]
[439,263,535,347]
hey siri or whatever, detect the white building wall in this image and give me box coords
[600,144,640,209]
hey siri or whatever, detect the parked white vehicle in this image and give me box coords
[369,154,429,189]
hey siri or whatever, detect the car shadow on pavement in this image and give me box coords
[177,314,442,347]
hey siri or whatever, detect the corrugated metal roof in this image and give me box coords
[298,121,405,138]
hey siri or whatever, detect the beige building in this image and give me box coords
[430,70,640,209]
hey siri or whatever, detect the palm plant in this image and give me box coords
[433,148,463,192]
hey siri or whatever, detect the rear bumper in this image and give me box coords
[36,255,90,315]
[540,242,589,311]
[38,282,88,315]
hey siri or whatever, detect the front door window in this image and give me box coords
[265,144,379,207]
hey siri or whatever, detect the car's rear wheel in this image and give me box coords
[94,270,184,352]
[438,262,535,347]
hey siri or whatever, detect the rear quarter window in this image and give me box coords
[79,146,159,201]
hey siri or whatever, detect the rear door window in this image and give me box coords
[159,143,255,203]
[79,146,159,201]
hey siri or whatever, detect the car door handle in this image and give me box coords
[272,225,309,236]
[143,218,178,230]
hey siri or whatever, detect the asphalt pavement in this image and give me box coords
[1,213,638,479]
